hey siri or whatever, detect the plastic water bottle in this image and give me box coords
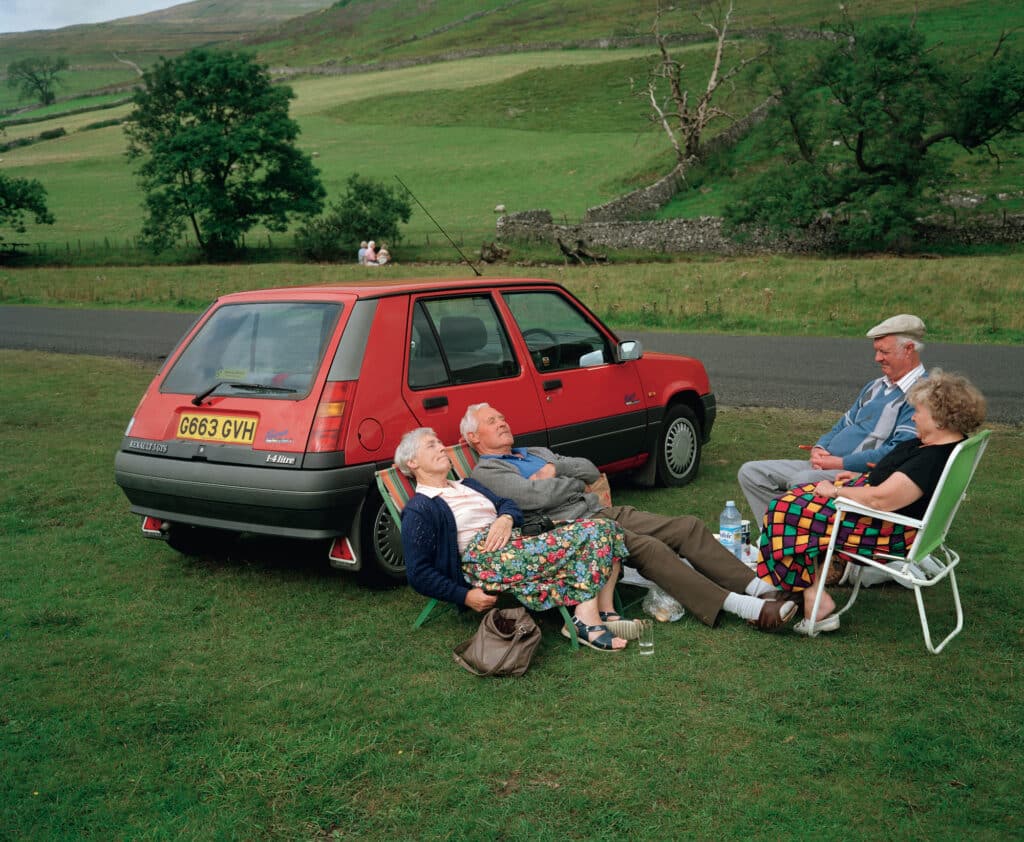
[719,500,743,560]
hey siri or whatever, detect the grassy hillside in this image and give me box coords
[1,0,1021,260]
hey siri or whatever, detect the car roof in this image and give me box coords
[213,277,565,304]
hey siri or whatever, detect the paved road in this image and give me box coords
[1,306,1021,423]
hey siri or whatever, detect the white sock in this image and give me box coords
[745,577,775,597]
[723,593,764,622]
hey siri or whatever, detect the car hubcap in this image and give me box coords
[372,504,404,574]
[664,418,697,478]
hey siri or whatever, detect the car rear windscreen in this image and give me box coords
[160,301,344,399]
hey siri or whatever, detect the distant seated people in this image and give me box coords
[738,314,928,529]
[757,370,986,635]
[462,403,797,632]
[376,247,390,265]
[364,240,378,264]
[397,427,631,651]
[357,241,368,264]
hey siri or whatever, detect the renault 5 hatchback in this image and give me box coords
[115,277,716,581]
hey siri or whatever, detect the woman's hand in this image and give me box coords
[465,588,498,612]
[835,470,858,485]
[815,479,837,499]
[482,514,514,552]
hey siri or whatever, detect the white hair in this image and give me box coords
[394,427,436,476]
[893,334,924,353]
[459,403,491,440]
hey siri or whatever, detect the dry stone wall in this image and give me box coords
[496,211,1024,255]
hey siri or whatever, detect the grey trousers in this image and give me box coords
[737,458,841,529]
[600,505,756,627]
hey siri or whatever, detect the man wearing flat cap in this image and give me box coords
[738,314,927,528]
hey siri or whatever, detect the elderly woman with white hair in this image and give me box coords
[396,427,632,651]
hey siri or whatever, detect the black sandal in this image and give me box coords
[561,615,625,651]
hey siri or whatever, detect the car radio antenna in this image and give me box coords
[394,175,482,276]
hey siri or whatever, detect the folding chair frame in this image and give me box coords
[806,430,990,653]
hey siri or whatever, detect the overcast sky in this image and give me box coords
[0,1,176,34]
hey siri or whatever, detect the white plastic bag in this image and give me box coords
[642,584,685,622]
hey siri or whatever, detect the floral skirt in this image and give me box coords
[756,480,918,592]
[461,518,628,611]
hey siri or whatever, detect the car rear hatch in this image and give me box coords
[115,294,373,537]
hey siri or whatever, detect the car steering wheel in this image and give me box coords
[521,327,560,368]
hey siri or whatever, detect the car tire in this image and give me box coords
[655,404,701,487]
[358,488,406,584]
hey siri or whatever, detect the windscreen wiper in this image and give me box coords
[192,381,298,406]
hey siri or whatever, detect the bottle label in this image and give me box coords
[719,525,741,545]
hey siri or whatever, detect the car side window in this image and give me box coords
[408,295,518,388]
[503,291,612,373]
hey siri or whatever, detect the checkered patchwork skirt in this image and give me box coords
[756,479,918,592]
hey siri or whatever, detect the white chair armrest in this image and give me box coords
[834,496,923,530]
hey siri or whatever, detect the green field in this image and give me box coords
[2,350,1021,839]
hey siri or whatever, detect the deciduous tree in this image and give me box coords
[296,174,412,262]
[0,168,55,248]
[125,49,325,256]
[726,17,1024,250]
[640,0,767,165]
[6,56,69,106]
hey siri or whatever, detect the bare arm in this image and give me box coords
[815,471,924,513]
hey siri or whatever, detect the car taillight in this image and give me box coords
[306,381,355,453]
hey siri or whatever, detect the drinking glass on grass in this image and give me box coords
[636,618,654,656]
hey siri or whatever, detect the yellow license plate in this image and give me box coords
[177,412,257,445]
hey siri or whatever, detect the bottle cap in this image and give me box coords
[726,500,735,506]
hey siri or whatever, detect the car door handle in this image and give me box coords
[422,396,448,409]
[543,379,562,392]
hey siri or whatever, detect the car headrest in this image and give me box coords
[440,316,487,353]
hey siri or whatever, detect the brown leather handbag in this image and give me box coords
[452,606,541,677]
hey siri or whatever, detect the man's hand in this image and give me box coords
[528,463,557,481]
[809,447,843,470]
[464,588,498,612]
[481,513,514,552]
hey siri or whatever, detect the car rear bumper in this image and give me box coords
[114,449,375,540]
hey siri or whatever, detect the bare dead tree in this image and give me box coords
[640,1,768,165]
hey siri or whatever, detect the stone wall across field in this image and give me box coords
[496,211,1024,255]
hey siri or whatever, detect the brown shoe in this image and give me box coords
[750,597,798,632]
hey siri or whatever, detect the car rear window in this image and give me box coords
[161,301,343,399]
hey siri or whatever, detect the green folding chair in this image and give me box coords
[809,429,991,653]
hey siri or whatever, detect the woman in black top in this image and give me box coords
[756,370,987,634]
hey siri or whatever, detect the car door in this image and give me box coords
[499,288,646,465]
[401,292,547,448]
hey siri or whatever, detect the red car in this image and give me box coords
[115,278,716,580]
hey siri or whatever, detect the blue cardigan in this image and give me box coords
[400,478,523,607]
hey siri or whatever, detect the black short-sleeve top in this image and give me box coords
[866,437,961,519]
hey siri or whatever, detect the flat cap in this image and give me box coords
[866,314,926,340]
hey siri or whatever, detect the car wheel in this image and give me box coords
[166,524,229,556]
[655,404,701,487]
[359,489,406,584]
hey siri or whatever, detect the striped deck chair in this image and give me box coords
[374,465,452,629]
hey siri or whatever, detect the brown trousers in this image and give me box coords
[600,505,756,626]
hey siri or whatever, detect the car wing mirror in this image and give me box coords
[617,339,643,362]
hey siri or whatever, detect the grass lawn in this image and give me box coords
[1,350,1021,839]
